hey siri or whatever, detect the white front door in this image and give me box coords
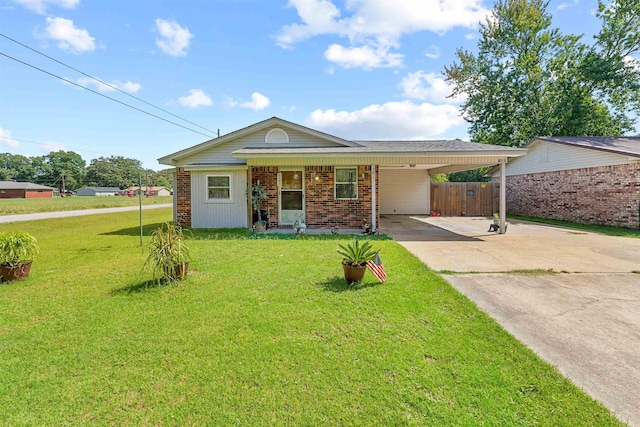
[279,169,304,225]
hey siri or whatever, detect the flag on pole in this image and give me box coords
[366,251,387,283]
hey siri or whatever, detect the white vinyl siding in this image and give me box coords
[379,169,430,215]
[179,126,346,165]
[191,170,247,228]
[503,140,638,176]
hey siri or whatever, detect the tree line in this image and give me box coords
[0,151,172,191]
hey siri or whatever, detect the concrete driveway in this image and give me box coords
[382,215,640,426]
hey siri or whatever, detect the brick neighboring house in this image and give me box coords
[491,137,640,229]
[158,117,526,230]
[0,181,55,199]
[124,186,172,197]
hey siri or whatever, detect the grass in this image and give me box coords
[0,196,172,215]
[509,214,640,238]
[0,209,623,426]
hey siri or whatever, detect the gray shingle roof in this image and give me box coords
[533,137,640,157]
[0,181,55,190]
[79,187,122,192]
[233,139,526,155]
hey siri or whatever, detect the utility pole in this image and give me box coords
[61,171,66,197]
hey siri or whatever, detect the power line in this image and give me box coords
[0,33,219,136]
[0,51,217,139]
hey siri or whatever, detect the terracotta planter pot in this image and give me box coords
[342,262,366,285]
[165,261,189,280]
[254,223,267,232]
[0,262,33,282]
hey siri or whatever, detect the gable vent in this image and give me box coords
[265,128,289,144]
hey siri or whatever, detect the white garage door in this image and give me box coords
[379,169,430,214]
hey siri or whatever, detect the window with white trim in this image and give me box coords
[207,174,232,201]
[335,167,358,199]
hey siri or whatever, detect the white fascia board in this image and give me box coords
[182,164,248,172]
[234,150,527,160]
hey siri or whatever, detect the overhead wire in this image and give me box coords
[0,33,219,137]
[0,51,216,139]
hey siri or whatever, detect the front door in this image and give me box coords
[279,170,304,225]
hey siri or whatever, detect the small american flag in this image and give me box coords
[366,251,387,283]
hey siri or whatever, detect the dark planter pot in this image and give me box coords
[0,262,33,282]
[342,261,366,285]
[165,261,189,280]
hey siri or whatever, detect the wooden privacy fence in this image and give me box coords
[430,182,499,216]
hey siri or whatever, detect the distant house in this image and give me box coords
[0,181,55,199]
[77,187,121,197]
[124,186,172,197]
[491,136,640,229]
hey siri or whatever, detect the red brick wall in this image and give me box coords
[250,165,379,229]
[251,167,279,228]
[502,163,640,229]
[175,167,192,227]
[25,190,53,199]
[0,189,25,199]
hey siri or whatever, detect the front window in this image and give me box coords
[207,175,231,201]
[335,167,358,199]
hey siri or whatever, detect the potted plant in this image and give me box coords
[145,222,191,282]
[337,239,377,285]
[251,184,268,232]
[0,231,40,282]
[294,215,306,234]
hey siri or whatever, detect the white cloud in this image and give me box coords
[557,0,580,10]
[12,0,79,14]
[400,71,465,104]
[155,18,193,57]
[42,16,96,53]
[324,43,403,69]
[465,33,477,40]
[306,101,464,140]
[40,141,68,153]
[178,89,212,108]
[241,92,271,111]
[75,77,141,93]
[276,0,489,69]
[424,45,440,60]
[0,128,20,148]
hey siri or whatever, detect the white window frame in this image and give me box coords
[335,167,358,200]
[265,128,290,144]
[206,173,233,203]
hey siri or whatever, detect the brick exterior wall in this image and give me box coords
[250,165,379,229]
[175,167,192,227]
[501,163,640,229]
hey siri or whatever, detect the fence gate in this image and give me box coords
[430,182,498,216]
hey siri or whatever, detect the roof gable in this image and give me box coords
[158,117,359,166]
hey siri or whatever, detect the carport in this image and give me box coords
[364,141,526,233]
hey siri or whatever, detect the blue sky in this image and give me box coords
[0,0,610,170]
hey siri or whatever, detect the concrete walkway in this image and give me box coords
[382,215,640,426]
[0,204,172,223]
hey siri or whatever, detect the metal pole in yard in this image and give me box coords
[139,175,143,247]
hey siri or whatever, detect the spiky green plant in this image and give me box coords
[144,222,191,282]
[337,239,377,267]
[0,231,40,267]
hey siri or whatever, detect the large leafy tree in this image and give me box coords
[445,0,640,148]
[0,153,36,182]
[30,151,86,190]
[85,156,146,189]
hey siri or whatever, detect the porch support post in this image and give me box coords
[247,167,252,229]
[499,159,506,234]
[371,164,377,232]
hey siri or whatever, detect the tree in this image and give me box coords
[445,0,640,148]
[0,153,36,182]
[37,151,86,191]
[86,156,144,189]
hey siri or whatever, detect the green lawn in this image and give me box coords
[0,196,172,215]
[0,209,622,426]
[509,214,640,238]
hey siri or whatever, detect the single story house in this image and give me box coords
[0,181,55,199]
[491,136,640,229]
[159,117,527,231]
[124,186,172,197]
[77,187,121,196]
